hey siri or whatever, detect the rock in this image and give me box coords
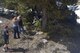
[36,31,43,35]
[0,20,2,24]
[41,39,48,44]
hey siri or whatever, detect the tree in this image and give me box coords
[4,0,78,31]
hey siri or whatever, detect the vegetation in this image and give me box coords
[3,0,78,36]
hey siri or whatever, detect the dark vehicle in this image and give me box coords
[0,7,4,16]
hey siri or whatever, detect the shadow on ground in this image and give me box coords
[9,47,29,53]
[47,23,80,53]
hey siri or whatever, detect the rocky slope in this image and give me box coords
[0,16,70,53]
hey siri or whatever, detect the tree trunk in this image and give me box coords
[42,8,47,30]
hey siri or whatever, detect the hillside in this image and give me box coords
[0,17,70,53]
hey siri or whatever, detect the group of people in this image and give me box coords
[2,15,24,52]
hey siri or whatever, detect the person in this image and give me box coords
[12,16,20,39]
[2,25,9,52]
[17,15,24,33]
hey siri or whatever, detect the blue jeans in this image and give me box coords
[13,26,20,38]
[18,26,25,33]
